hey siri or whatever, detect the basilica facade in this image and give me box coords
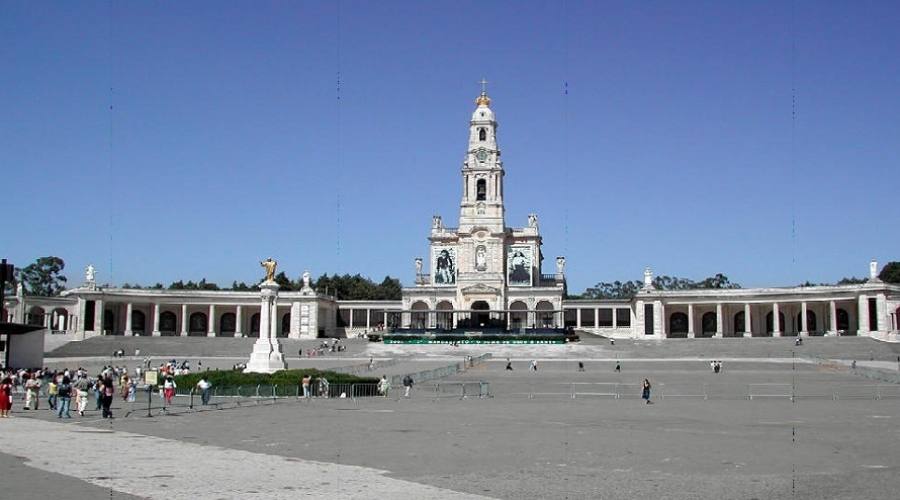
[401,89,566,331]
[3,91,900,346]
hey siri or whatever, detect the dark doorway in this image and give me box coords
[471,301,491,328]
[669,312,688,336]
[132,310,146,334]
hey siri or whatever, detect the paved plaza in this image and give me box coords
[4,337,900,499]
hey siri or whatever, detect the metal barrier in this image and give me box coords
[390,353,492,389]
[747,383,793,400]
[433,381,491,399]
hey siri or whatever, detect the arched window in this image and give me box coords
[669,312,688,335]
[411,301,429,330]
[476,179,486,201]
[478,128,487,141]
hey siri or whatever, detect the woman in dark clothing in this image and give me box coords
[642,378,652,404]
[101,377,115,418]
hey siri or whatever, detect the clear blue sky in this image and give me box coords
[2,1,898,293]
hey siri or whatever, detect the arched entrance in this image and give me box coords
[219,313,236,336]
[189,312,207,336]
[701,312,717,337]
[27,306,45,326]
[131,310,146,334]
[159,311,177,336]
[436,301,453,330]
[411,301,429,329]
[836,308,850,333]
[536,301,555,328]
[52,308,69,331]
[734,311,746,336]
[280,313,291,338]
[509,301,528,329]
[669,312,688,337]
[470,301,491,328]
[103,309,115,334]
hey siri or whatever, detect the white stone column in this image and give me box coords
[876,293,887,332]
[659,303,666,338]
[235,305,243,337]
[858,295,869,333]
[259,297,271,340]
[270,301,279,339]
[208,304,216,337]
[384,311,389,330]
[244,283,286,373]
[800,301,809,336]
[366,308,371,330]
[94,299,104,334]
[348,308,354,329]
[653,301,662,337]
[744,303,752,337]
[125,303,133,336]
[76,298,86,335]
[685,304,694,338]
[636,300,645,337]
[829,300,838,336]
[612,308,618,329]
[181,304,188,336]
[772,303,781,336]
[576,308,582,328]
[290,301,301,339]
[152,304,161,336]
[714,303,723,337]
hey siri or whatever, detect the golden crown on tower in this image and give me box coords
[475,92,491,107]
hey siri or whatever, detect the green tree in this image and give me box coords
[17,256,67,296]
[878,262,900,284]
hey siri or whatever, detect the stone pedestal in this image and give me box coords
[244,282,287,374]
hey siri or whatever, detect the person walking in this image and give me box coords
[402,375,414,398]
[47,377,59,411]
[577,361,585,372]
[377,375,391,397]
[0,377,13,417]
[101,377,115,418]
[505,358,513,371]
[301,375,311,398]
[615,361,621,373]
[162,376,176,407]
[318,376,329,398]
[642,378,652,404]
[74,376,90,416]
[56,376,72,418]
[530,360,538,372]
[24,374,40,410]
[196,377,212,406]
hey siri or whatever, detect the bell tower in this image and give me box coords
[459,80,505,233]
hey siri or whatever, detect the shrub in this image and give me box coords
[173,369,377,389]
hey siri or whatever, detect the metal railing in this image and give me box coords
[512,382,900,401]
[432,381,491,399]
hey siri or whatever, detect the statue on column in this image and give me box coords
[260,258,278,283]
[415,258,423,276]
[432,215,443,231]
[302,270,312,290]
[528,213,538,229]
[556,256,566,275]
[643,267,655,289]
[85,264,96,283]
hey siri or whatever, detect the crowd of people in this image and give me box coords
[298,339,347,358]
[0,365,138,419]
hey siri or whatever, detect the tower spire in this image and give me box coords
[476,78,491,107]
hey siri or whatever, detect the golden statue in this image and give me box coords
[260,257,278,282]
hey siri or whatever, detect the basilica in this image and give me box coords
[4,90,900,346]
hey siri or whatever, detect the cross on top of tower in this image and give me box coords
[475,78,491,107]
